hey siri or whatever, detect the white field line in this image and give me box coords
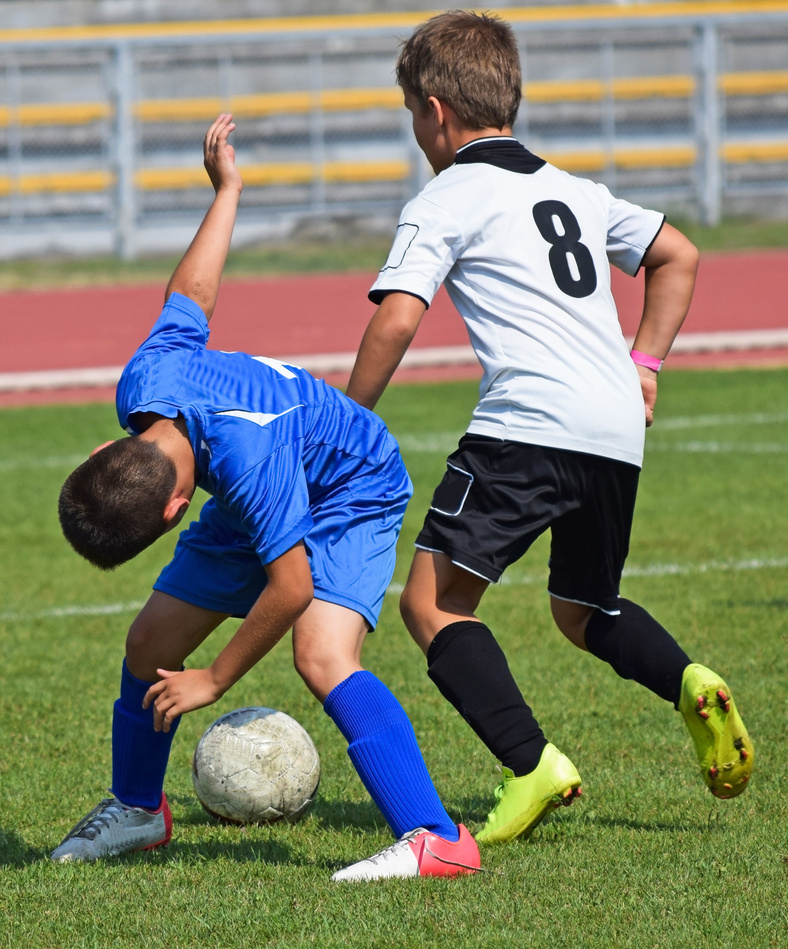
[3,410,786,471]
[0,346,475,394]
[3,328,788,394]
[5,555,786,623]
[649,442,788,453]
[396,410,788,454]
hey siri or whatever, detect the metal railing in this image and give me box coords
[1,3,787,259]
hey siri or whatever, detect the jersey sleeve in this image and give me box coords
[604,192,665,277]
[369,194,464,306]
[139,292,210,354]
[117,293,210,432]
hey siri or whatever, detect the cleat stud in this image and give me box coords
[716,690,728,702]
[698,709,710,719]
[740,749,749,760]
[697,695,706,709]
[709,767,719,779]
[723,783,733,790]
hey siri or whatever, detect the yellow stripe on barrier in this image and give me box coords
[722,70,788,95]
[137,88,405,122]
[136,159,410,191]
[0,102,113,127]
[2,143,785,197]
[724,141,788,162]
[614,146,697,168]
[14,171,115,193]
[134,167,209,189]
[3,70,788,129]
[133,98,223,122]
[322,160,409,183]
[2,3,788,45]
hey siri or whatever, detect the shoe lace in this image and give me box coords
[61,796,129,842]
[362,828,427,867]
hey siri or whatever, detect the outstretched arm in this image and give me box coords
[631,222,699,426]
[345,291,427,410]
[142,541,314,731]
[165,113,243,321]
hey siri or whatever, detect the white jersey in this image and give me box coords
[369,137,664,468]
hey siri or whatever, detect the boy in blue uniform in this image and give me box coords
[345,12,754,844]
[52,114,480,882]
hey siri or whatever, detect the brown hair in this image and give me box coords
[59,437,177,570]
[396,10,522,130]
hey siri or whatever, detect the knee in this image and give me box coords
[124,614,160,679]
[550,598,594,650]
[292,643,342,702]
[399,581,419,634]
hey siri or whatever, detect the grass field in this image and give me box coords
[1,368,786,948]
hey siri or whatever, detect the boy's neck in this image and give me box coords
[440,118,513,172]
[139,415,198,490]
[455,129,514,153]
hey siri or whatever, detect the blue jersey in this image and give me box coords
[117,293,405,567]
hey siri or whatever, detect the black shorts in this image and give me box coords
[415,434,640,614]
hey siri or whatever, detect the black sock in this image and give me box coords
[426,620,547,776]
[584,599,691,708]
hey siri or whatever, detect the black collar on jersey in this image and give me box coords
[454,137,546,174]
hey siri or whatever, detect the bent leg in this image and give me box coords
[402,550,547,777]
[294,598,458,841]
[552,595,691,707]
[114,591,229,807]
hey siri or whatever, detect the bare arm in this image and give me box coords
[165,114,243,321]
[143,541,314,731]
[632,222,699,426]
[345,291,427,410]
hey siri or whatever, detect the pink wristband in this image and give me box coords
[630,349,663,373]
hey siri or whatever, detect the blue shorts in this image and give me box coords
[154,461,412,629]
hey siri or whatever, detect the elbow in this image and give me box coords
[684,240,700,278]
[166,282,214,319]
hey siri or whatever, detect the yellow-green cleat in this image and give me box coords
[475,743,582,844]
[679,663,754,799]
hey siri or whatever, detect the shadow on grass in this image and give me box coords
[0,827,40,867]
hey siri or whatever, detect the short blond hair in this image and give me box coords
[396,10,522,130]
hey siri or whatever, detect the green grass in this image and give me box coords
[0,238,395,291]
[1,370,788,948]
[0,216,786,291]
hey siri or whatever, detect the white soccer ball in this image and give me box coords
[192,706,321,825]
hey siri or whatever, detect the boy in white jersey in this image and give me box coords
[346,11,754,843]
[50,115,480,881]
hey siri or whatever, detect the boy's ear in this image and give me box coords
[163,494,190,531]
[90,440,116,458]
[426,96,446,127]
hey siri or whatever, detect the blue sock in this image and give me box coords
[324,670,459,841]
[111,659,180,809]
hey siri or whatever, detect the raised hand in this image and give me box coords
[203,113,242,195]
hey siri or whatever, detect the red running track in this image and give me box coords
[1,248,787,408]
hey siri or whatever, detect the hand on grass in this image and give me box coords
[203,113,242,196]
[143,668,225,733]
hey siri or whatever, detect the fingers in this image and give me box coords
[204,113,236,156]
[142,669,181,731]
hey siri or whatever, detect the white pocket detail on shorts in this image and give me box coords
[429,463,474,517]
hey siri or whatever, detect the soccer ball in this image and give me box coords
[191,706,321,825]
